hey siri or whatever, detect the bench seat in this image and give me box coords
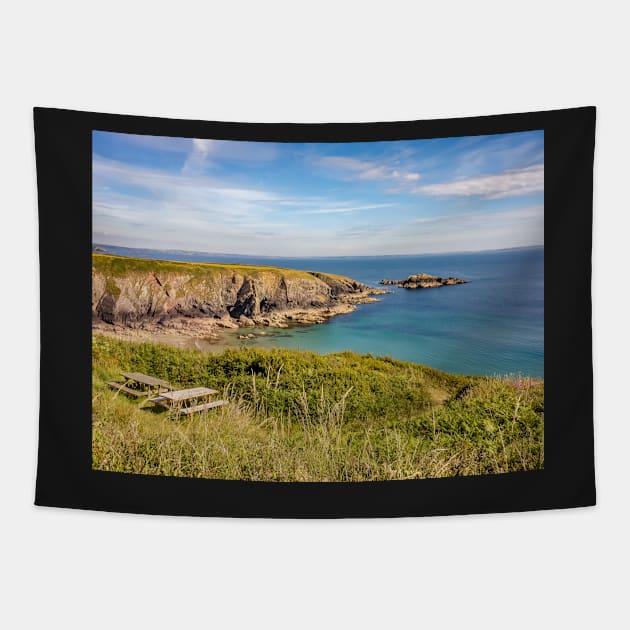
[178,400,228,415]
[148,395,171,409]
[107,381,145,397]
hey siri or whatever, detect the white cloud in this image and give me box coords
[316,156,367,172]
[93,155,281,210]
[92,147,544,256]
[182,137,279,174]
[93,156,402,254]
[182,138,217,174]
[417,164,544,199]
[300,203,395,215]
[392,170,420,182]
[192,138,214,154]
[412,205,543,227]
[316,155,421,184]
[391,205,545,252]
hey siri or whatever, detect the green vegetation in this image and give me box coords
[92,253,352,284]
[92,335,544,481]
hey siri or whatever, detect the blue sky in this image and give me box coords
[93,129,543,256]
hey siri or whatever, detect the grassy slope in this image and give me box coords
[92,253,357,285]
[92,336,544,481]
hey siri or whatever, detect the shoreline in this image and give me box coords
[92,329,545,383]
[93,321,322,354]
[90,251,543,377]
[92,290,381,353]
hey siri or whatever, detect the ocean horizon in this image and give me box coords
[94,244,544,378]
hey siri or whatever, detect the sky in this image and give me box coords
[92,129,544,257]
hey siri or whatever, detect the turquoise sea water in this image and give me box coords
[97,245,544,377]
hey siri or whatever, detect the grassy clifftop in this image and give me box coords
[92,253,355,284]
[92,253,373,327]
[92,336,544,481]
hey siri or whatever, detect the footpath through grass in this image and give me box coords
[92,335,544,481]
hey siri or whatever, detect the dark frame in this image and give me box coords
[34,106,595,517]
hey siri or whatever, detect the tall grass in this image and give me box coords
[92,335,544,481]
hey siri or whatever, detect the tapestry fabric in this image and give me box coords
[34,106,595,517]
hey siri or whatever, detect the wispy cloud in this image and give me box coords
[94,155,282,210]
[316,155,421,183]
[404,205,544,253]
[412,204,543,227]
[93,130,544,256]
[300,203,395,215]
[182,138,216,174]
[93,155,400,254]
[416,164,544,199]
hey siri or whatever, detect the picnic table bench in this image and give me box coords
[107,371,174,399]
[149,386,227,417]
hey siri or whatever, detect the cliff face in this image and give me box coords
[92,254,375,328]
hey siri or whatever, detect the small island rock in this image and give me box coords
[379,273,467,289]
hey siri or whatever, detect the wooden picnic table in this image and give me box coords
[121,372,173,390]
[107,371,173,399]
[149,386,226,416]
[160,386,218,401]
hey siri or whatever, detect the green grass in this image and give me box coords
[92,335,544,481]
[92,253,356,285]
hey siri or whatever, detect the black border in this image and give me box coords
[34,106,595,517]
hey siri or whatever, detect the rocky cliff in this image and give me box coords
[379,273,467,289]
[92,254,381,330]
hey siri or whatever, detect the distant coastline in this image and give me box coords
[93,242,543,262]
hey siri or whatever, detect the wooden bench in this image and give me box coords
[108,372,174,402]
[106,381,145,397]
[178,400,227,416]
[146,387,224,416]
[148,395,171,409]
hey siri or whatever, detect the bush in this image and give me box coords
[92,335,544,481]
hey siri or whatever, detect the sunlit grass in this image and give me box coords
[92,336,544,481]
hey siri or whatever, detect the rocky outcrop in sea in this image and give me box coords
[379,273,467,289]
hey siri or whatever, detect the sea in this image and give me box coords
[96,245,544,378]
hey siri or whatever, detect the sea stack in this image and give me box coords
[379,273,467,289]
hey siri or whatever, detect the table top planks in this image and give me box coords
[159,387,218,402]
[121,372,173,389]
